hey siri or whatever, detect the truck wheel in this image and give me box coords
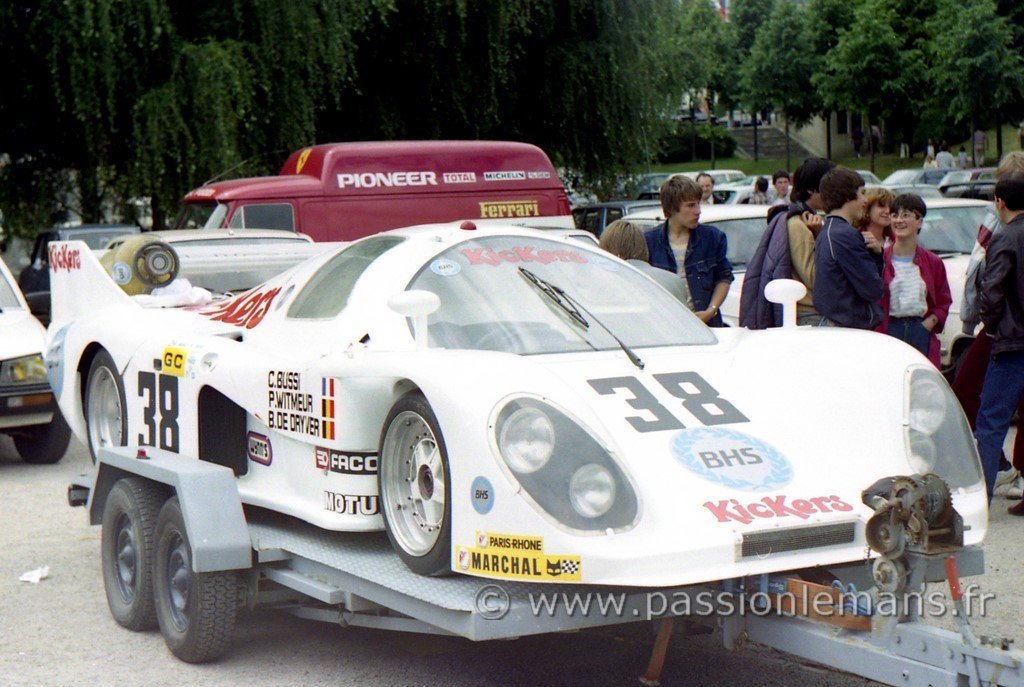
[15,410,72,464]
[85,350,126,464]
[379,392,452,576]
[101,478,165,631]
[153,497,241,663]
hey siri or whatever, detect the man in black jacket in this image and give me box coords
[975,173,1024,504]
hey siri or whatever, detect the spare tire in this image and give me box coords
[99,236,179,295]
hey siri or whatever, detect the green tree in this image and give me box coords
[740,0,820,169]
[925,0,1022,158]
[816,0,908,170]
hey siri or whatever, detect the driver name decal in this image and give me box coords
[703,494,854,525]
[266,371,335,439]
[462,246,588,267]
[672,427,791,492]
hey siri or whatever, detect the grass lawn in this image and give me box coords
[651,124,1023,182]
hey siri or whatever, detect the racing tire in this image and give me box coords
[14,410,72,464]
[101,478,165,631]
[84,350,127,464]
[379,392,453,577]
[153,497,242,663]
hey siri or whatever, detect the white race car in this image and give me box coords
[0,255,71,463]
[47,223,986,586]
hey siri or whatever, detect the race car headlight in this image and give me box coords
[498,407,555,473]
[0,354,48,386]
[569,464,616,518]
[493,397,638,532]
[904,366,983,491]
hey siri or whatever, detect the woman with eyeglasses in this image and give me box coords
[877,194,952,367]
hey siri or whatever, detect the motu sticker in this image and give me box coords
[703,494,854,525]
[324,492,379,515]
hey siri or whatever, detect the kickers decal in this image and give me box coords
[703,494,854,524]
[201,286,281,329]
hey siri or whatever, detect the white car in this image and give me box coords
[0,256,71,463]
[48,222,986,593]
[624,198,991,371]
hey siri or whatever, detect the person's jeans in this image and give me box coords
[887,316,930,357]
[975,349,1024,500]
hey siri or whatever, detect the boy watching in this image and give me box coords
[975,173,1024,500]
[812,167,884,328]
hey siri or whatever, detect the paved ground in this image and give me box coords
[1,435,1021,687]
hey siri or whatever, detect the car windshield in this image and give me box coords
[173,202,228,229]
[408,236,715,355]
[69,229,137,249]
[883,170,919,185]
[0,267,22,309]
[918,205,989,255]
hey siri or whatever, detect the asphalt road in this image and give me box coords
[1,435,1021,687]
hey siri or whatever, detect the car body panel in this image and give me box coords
[0,256,55,430]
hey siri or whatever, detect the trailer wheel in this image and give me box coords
[101,477,165,631]
[379,392,452,576]
[14,410,72,464]
[153,497,241,663]
[84,350,127,464]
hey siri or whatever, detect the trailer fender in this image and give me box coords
[88,446,252,573]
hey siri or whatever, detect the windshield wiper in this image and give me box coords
[518,267,644,370]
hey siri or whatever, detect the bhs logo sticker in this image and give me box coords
[671,427,792,492]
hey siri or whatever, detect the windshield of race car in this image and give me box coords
[0,268,21,309]
[409,236,716,355]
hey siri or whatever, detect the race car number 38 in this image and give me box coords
[588,372,748,432]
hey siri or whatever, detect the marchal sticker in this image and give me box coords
[430,258,461,277]
[671,427,792,492]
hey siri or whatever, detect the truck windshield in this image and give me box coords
[408,236,715,355]
[174,202,228,229]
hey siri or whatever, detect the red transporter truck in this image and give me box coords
[174,140,574,241]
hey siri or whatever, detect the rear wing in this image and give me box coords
[49,240,344,325]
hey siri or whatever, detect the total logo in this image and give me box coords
[671,427,792,492]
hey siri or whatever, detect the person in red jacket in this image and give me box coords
[878,194,952,368]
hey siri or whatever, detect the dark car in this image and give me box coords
[938,168,996,200]
[572,200,662,237]
[18,224,140,322]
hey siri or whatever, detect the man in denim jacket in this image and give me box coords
[644,175,733,327]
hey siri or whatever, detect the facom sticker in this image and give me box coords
[671,427,792,492]
[471,476,494,514]
[110,261,132,285]
[430,258,462,277]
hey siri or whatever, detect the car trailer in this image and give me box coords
[69,446,1024,686]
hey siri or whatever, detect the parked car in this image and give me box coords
[682,169,748,185]
[0,255,71,464]
[18,224,141,321]
[856,170,883,185]
[938,168,996,200]
[876,184,943,199]
[881,168,948,187]
[572,201,662,237]
[625,198,991,374]
[47,221,986,591]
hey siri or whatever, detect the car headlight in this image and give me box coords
[498,407,555,473]
[0,354,48,386]
[904,366,983,491]
[493,396,639,532]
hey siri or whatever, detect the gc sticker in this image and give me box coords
[162,346,187,377]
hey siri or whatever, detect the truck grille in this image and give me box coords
[738,522,857,559]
